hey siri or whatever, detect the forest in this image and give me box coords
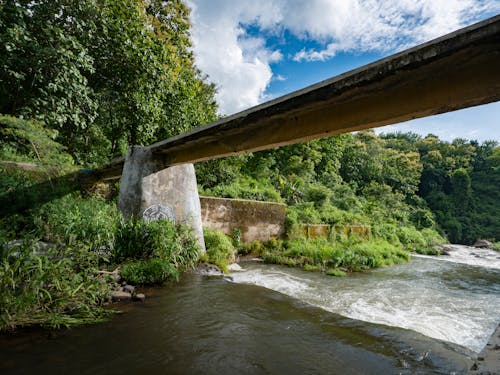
[0,0,499,330]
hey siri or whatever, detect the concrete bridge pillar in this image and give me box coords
[118,146,205,251]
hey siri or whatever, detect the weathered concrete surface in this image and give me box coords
[92,15,500,181]
[200,196,286,242]
[118,147,205,250]
[299,224,331,239]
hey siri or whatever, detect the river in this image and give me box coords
[0,246,498,374]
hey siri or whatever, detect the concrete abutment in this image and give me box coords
[118,146,205,250]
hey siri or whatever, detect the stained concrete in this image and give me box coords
[118,146,205,250]
[200,196,286,242]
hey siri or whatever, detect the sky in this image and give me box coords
[186,0,500,142]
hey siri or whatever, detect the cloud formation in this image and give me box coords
[188,0,499,115]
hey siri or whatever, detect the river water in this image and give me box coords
[0,246,498,374]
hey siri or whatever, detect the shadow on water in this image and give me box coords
[0,274,473,375]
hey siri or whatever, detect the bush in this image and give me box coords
[120,258,179,285]
[238,240,264,255]
[202,228,236,273]
[204,177,282,202]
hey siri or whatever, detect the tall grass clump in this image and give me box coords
[0,239,112,331]
[113,218,200,285]
[34,194,118,250]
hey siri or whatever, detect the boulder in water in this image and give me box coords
[228,263,243,271]
[473,239,493,248]
[194,262,224,277]
[111,291,132,301]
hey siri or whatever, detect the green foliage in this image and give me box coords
[0,115,73,166]
[326,268,347,277]
[202,228,236,273]
[198,131,497,245]
[113,218,200,270]
[0,239,112,331]
[239,240,264,255]
[262,237,409,274]
[201,176,282,202]
[34,194,118,250]
[120,258,179,285]
[0,0,217,165]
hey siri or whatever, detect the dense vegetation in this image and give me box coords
[197,131,499,245]
[0,172,201,330]
[0,0,217,166]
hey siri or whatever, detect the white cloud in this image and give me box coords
[187,0,282,115]
[188,0,499,114]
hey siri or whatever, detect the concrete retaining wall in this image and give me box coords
[200,196,286,242]
[297,224,372,240]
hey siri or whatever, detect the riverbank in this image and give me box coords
[470,323,500,374]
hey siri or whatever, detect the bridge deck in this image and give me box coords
[96,15,500,180]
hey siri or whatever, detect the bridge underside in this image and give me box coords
[111,16,499,250]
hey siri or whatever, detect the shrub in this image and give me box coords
[421,228,446,246]
[202,228,236,273]
[205,177,282,202]
[238,240,264,255]
[120,258,179,285]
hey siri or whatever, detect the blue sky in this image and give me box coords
[187,1,499,142]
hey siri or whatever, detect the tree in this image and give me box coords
[0,0,218,165]
[0,0,98,159]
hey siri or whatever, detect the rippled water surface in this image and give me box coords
[0,246,498,375]
[232,254,500,353]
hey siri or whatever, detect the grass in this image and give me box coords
[262,237,410,275]
[0,239,113,331]
[120,258,179,285]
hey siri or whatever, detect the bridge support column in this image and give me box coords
[118,146,205,251]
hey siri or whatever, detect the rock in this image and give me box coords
[473,239,493,248]
[440,245,454,255]
[194,262,224,277]
[227,263,243,271]
[110,291,132,302]
[122,284,135,294]
[134,293,146,302]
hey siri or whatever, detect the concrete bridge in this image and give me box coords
[94,16,499,249]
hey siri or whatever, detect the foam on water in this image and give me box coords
[413,245,500,270]
[232,248,500,353]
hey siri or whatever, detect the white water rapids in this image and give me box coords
[231,245,500,353]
